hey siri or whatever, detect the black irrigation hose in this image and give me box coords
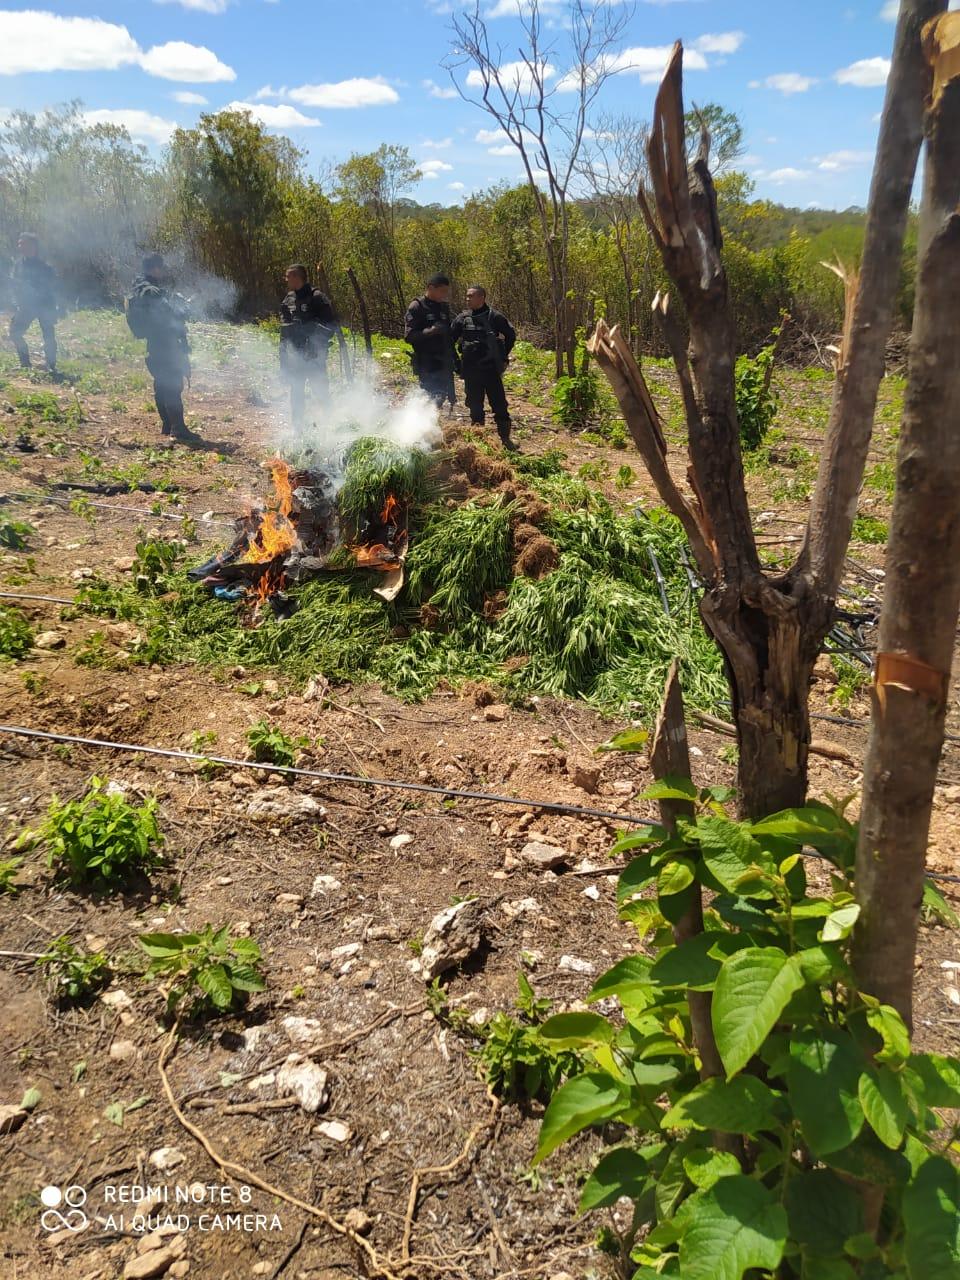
[0,724,653,828]
[3,722,959,890]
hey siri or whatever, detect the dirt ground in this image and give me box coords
[0,314,958,1280]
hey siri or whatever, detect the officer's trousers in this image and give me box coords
[282,347,328,428]
[146,354,186,435]
[464,365,511,435]
[10,307,57,369]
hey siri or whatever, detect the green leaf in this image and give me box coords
[540,1012,615,1050]
[697,816,774,893]
[683,1148,742,1189]
[712,948,805,1077]
[137,932,187,957]
[907,1052,960,1108]
[859,1068,909,1149]
[649,932,740,992]
[588,956,652,1002]
[619,898,662,940]
[751,804,856,868]
[662,1075,779,1134]
[20,1086,41,1112]
[676,1175,787,1280]
[788,1032,866,1156]
[785,1169,862,1255]
[197,963,234,1009]
[125,1095,150,1114]
[657,858,695,897]
[922,879,960,928]
[599,729,649,753]
[866,1005,911,1067]
[103,1101,125,1127]
[219,1071,243,1088]
[903,1155,960,1279]
[641,777,698,803]
[820,903,860,942]
[617,854,657,902]
[610,825,668,857]
[579,1146,651,1211]
[656,1137,695,1221]
[534,1073,624,1165]
[824,1127,911,1187]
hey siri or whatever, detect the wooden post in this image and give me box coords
[346,266,374,360]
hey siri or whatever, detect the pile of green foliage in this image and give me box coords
[73,449,725,716]
[337,436,435,535]
[528,788,960,1277]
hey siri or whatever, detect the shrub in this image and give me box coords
[552,370,604,429]
[37,935,111,1005]
[138,925,265,1018]
[23,777,163,887]
[475,973,584,1102]
[0,605,32,660]
[735,319,785,452]
[133,539,183,594]
[246,719,307,768]
[532,789,960,1277]
[0,519,34,550]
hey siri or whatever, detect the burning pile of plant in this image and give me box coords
[75,445,725,715]
[187,437,434,613]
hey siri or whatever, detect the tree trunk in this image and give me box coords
[852,11,960,1030]
[346,266,373,358]
[588,17,938,819]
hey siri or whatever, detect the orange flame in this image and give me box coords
[242,458,299,601]
[352,492,404,569]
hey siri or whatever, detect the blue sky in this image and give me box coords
[0,0,947,209]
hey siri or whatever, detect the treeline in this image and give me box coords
[0,104,916,357]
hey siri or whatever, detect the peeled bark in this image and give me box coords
[852,12,960,1029]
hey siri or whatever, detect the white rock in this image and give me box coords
[277,1055,329,1114]
[275,892,303,912]
[483,703,508,722]
[332,942,361,959]
[315,1120,352,1143]
[101,989,134,1011]
[411,900,484,981]
[520,841,569,870]
[148,1147,186,1172]
[246,789,325,820]
[247,1073,276,1093]
[559,955,595,976]
[109,1039,137,1062]
[281,1016,327,1053]
[611,780,635,795]
[501,897,541,922]
[389,833,414,850]
[581,885,601,901]
[34,630,65,650]
[123,1246,181,1279]
[311,874,342,896]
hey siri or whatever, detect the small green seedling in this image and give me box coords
[138,925,266,1018]
[246,719,306,769]
[37,935,112,1006]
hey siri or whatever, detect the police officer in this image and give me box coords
[125,254,199,446]
[451,285,517,451]
[279,264,336,427]
[404,273,457,409]
[9,233,58,373]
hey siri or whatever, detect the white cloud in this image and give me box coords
[274,77,399,108]
[139,41,236,83]
[556,45,707,91]
[422,137,453,149]
[226,101,322,128]
[768,167,811,183]
[692,31,745,55]
[172,90,208,104]
[475,127,508,144]
[879,0,898,18]
[488,144,518,156]
[419,158,453,173]
[835,56,890,87]
[749,72,818,95]
[815,149,872,171]
[156,0,229,11]
[0,11,141,74]
[423,78,458,100]
[467,59,556,92]
[82,108,177,144]
[448,181,465,190]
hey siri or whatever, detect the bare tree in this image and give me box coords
[448,0,632,378]
[588,0,944,819]
[852,10,960,1029]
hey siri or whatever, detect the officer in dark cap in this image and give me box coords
[125,254,199,445]
[9,232,58,373]
[279,263,336,427]
[404,273,457,408]
[451,285,517,451]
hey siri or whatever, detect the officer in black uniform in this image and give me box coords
[451,285,517,450]
[404,273,457,409]
[125,254,199,445]
[279,264,336,427]
[9,233,58,373]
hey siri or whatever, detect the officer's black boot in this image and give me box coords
[497,421,519,453]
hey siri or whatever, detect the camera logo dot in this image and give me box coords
[40,1184,88,1232]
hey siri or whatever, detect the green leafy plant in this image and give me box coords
[735,322,783,452]
[138,925,266,1018]
[37,935,112,1005]
[245,719,306,769]
[74,630,114,668]
[0,604,32,659]
[553,369,604,430]
[0,855,23,893]
[472,974,584,1103]
[830,655,871,710]
[532,788,960,1278]
[22,776,163,887]
[0,518,34,550]
[852,514,889,544]
[133,539,183,594]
